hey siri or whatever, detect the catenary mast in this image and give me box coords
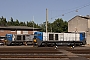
[46,8,48,41]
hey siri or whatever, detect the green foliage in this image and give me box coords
[39,18,68,32]
[39,22,46,32]
[7,17,14,26]
[0,16,7,26]
[0,16,68,33]
[52,18,68,32]
[14,19,19,26]
[26,21,40,28]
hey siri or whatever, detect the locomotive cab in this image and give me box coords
[33,32,86,47]
[33,32,43,46]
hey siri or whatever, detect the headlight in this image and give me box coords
[33,39,37,43]
[5,40,7,42]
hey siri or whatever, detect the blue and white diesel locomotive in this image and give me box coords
[3,31,86,46]
[33,32,86,46]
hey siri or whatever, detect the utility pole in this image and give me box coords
[33,16,34,34]
[46,8,48,34]
[46,8,48,40]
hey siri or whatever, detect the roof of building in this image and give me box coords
[0,26,41,31]
[68,15,90,22]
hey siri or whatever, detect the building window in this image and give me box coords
[17,31,21,34]
[23,31,28,34]
[0,30,4,32]
[11,31,16,32]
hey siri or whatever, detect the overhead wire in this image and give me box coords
[51,2,90,19]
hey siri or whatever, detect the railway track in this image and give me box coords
[65,48,90,59]
[0,46,90,60]
[0,47,67,58]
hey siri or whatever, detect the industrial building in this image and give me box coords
[68,15,90,44]
[0,26,41,36]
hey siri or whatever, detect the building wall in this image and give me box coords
[0,30,33,36]
[28,31,33,34]
[68,16,88,32]
[0,30,16,36]
[86,32,90,44]
[68,16,90,44]
[87,20,90,44]
[88,19,90,29]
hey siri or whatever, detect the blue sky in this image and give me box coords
[0,0,90,24]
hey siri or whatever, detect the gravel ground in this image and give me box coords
[0,45,90,60]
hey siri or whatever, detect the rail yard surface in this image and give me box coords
[0,45,90,60]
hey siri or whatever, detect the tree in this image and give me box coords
[26,21,33,27]
[62,21,68,32]
[39,21,52,32]
[7,21,11,26]
[39,22,46,32]
[26,21,40,28]
[10,17,14,26]
[50,18,68,32]
[14,19,19,26]
[7,17,14,26]
[20,22,26,26]
[0,16,68,33]
[0,16,7,26]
